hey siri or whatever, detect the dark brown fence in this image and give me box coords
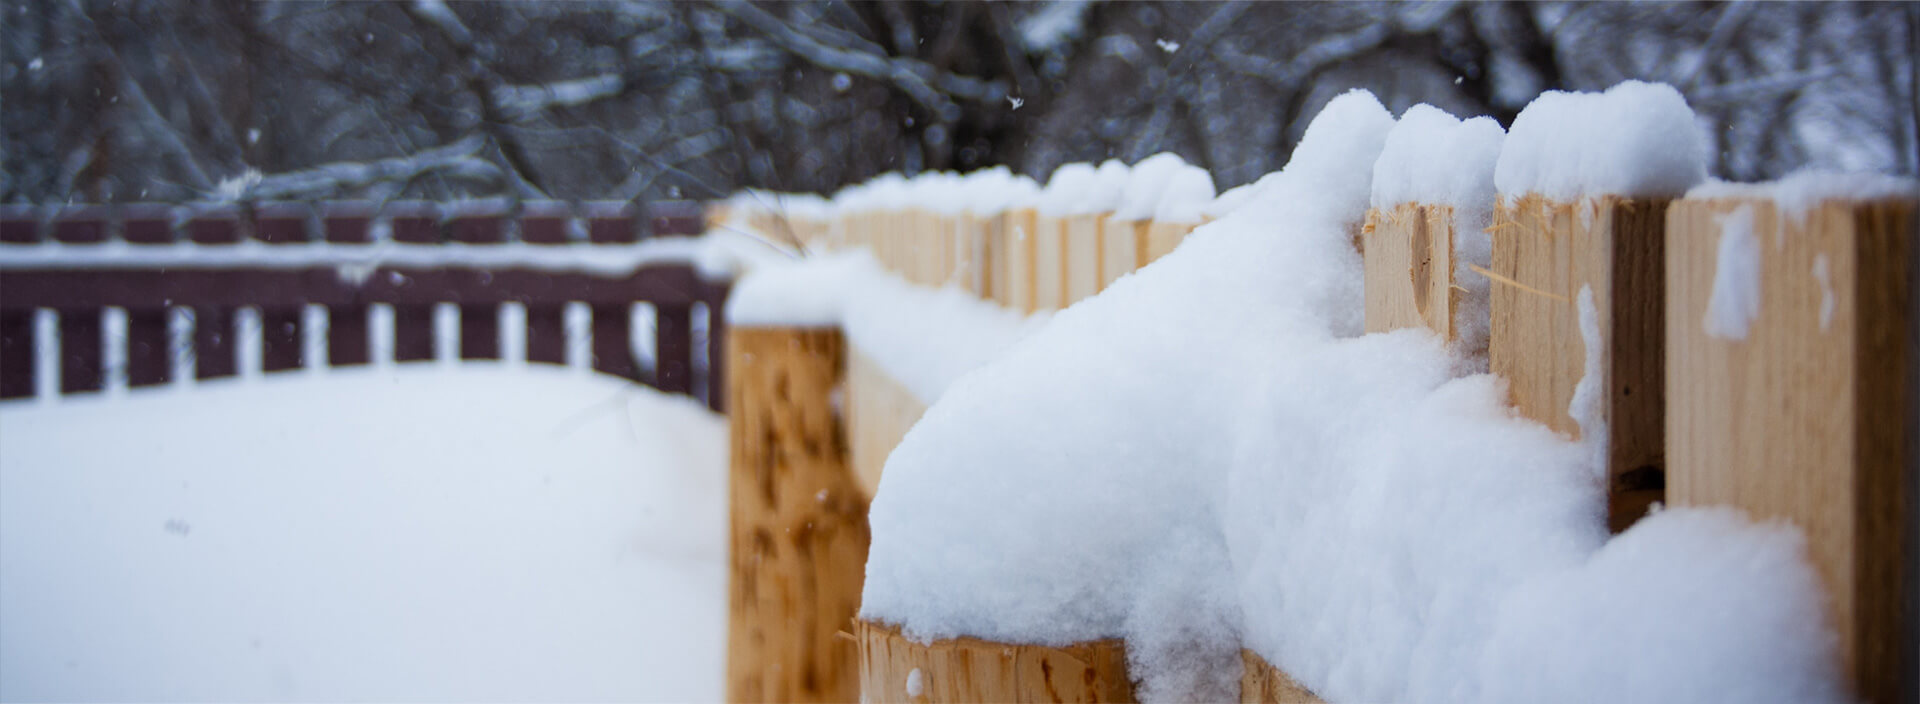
[0,200,731,412]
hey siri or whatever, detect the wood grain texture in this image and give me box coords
[1490,194,1666,532]
[1144,221,1195,265]
[1238,650,1324,704]
[1064,213,1106,305]
[1100,217,1147,292]
[1363,203,1458,340]
[727,327,870,704]
[856,620,1135,704]
[847,347,930,500]
[1033,213,1068,311]
[1666,197,1915,704]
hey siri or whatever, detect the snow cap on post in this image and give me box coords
[1370,104,1506,211]
[1037,162,1099,216]
[1077,159,1132,214]
[1493,80,1707,202]
[1113,152,1189,221]
[1151,165,1217,225]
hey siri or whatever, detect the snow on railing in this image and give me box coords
[0,200,733,412]
[714,82,1919,704]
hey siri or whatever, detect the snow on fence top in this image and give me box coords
[1112,153,1188,222]
[1371,104,1507,355]
[0,237,754,279]
[855,87,1842,704]
[1687,169,1920,224]
[1149,164,1218,225]
[727,250,1048,405]
[1493,80,1708,202]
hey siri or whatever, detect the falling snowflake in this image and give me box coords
[1155,38,1180,53]
[831,72,852,92]
[1008,96,1025,111]
[28,57,43,71]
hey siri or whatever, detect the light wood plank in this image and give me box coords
[1144,220,1196,264]
[1005,208,1039,313]
[1666,197,1915,704]
[856,620,1135,703]
[1238,650,1324,704]
[1064,213,1106,304]
[1033,213,1068,311]
[727,327,869,704]
[846,347,930,500]
[1100,217,1148,291]
[1363,203,1459,340]
[1489,194,1667,532]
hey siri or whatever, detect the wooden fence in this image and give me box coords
[0,200,730,412]
[722,182,1917,703]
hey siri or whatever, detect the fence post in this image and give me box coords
[1489,194,1667,532]
[1363,203,1458,338]
[1032,212,1067,311]
[1143,220,1195,265]
[1665,195,1916,704]
[845,348,928,499]
[855,620,1135,703]
[1064,213,1105,304]
[727,326,868,704]
[1004,208,1039,312]
[1100,216,1147,292]
[1239,650,1324,704]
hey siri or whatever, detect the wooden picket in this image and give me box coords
[726,327,870,704]
[1665,196,1915,704]
[1489,194,1668,533]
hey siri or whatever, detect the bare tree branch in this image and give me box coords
[712,1,1007,121]
[212,135,501,201]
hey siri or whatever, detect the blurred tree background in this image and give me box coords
[3,0,1916,205]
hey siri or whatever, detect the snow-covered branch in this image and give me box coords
[209,135,502,201]
[713,1,1008,121]
[491,73,627,120]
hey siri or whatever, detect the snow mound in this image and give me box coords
[1494,81,1707,202]
[1,366,726,701]
[859,87,1841,704]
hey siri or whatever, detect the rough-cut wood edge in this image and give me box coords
[1666,196,1915,704]
[727,327,870,704]
[1489,193,1665,533]
[847,346,930,500]
[1238,650,1324,704]
[1363,203,1458,339]
[856,620,1136,704]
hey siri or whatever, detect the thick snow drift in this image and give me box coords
[0,366,726,702]
[859,87,1841,704]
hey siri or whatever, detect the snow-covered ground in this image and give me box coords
[0,365,726,702]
